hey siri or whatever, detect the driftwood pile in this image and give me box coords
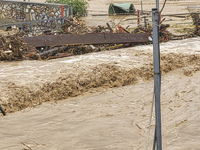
[0,17,197,61]
[0,19,141,61]
[34,45,104,60]
[60,18,120,34]
[0,35,36,61]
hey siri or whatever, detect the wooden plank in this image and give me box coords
[22,33,150,47]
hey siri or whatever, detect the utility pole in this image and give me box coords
[156,0,159,12]
[141,0,143,15]
[152,0,162,149]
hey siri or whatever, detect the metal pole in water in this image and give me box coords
[152,7,162,150]
[0,105,5,116]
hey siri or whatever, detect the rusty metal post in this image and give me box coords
[144,16,147,28]
[159,12,161,23]
[137,10,140,25]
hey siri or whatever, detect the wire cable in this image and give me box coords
[160,0,167,13]
[145,88,155,150]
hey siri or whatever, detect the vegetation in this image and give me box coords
[176,28,194,34]
[45,0,89,17]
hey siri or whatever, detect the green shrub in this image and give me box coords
[45,0,89,17]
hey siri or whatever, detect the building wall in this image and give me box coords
[0,1,73,22]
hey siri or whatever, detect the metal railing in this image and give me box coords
[0,17,65,33]
[187,6,200,13]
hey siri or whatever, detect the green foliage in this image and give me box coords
[45,0,89,17]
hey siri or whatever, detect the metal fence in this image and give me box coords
[0,17,65,33]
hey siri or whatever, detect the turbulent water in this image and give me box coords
[1,0,200,149]
[0,37,200,113]
[0,37,200,149]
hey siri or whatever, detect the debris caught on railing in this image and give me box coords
[0,16,198,61]
[0,35,36,61]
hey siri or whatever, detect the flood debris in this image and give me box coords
[0,105,5,116]
[0,17,198,61]
[190,13,200,35]
[0,35,36,61]
[34,46,73,60]
[187,6,200,35]
[22,32,150,47]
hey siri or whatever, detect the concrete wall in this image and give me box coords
[0,0,73,22]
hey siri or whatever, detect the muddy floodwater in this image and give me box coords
[0,37,200,112]
[0,37,200,149]
[1,0,200,149]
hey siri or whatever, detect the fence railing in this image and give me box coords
[0,17,65,33]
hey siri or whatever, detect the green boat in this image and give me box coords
[108,3,135,15]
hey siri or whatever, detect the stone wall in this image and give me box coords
[0,1,73,22]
